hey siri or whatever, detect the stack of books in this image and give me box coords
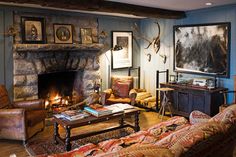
[60,110,89,121]
[84,104,112,117]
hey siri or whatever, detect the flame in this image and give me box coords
[45,100,50,108]
[50,94,62,104]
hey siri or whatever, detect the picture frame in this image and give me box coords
[21,16,46,44]
[80,28,93,44]
[54,24,73,44]
[173,22,230,78]
[111,31,133,69]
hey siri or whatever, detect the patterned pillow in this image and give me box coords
[112,81,130,98]
[210,104,236,125]
[189,110,211,125]
[169,122,226,156]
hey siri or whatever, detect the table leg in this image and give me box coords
[65,126,71,151]
[53,122,59,144]
[119,117,124,127]
[134,112,140,132]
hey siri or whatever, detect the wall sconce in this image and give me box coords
[0,25,17,37]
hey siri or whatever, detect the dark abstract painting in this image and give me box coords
[174,23,230,77]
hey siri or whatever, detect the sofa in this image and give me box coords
[39,104,236,157]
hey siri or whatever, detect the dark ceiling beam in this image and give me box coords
[0,0,186,19]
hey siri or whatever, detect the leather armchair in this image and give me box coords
[0,85,46,143]
[101,76,137,106]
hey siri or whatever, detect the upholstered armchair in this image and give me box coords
[100,76,137,106]
[0,85,46,143]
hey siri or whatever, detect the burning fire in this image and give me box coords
[45,92,71,109]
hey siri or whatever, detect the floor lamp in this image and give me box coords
[105,45,123,88]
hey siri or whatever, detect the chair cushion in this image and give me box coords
[26,110,46,126]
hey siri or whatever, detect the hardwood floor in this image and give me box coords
[0,110,168,157]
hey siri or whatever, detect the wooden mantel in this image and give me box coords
[0,0,186,19]
[14,43,104,52]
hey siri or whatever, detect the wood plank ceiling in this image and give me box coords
[0,0,186,19]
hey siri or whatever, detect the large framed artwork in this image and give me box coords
[111,31,133,69]
[174,22,230,78]
[21,16,46,44]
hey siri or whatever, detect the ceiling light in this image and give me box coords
[205,2,212,6]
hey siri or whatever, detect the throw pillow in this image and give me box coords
[189,110,211,125]
[113,81,130,98]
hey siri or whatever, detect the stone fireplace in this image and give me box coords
[13,12,104,102]
[13,46,102,102]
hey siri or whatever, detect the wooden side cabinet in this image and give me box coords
[160,83,227,117]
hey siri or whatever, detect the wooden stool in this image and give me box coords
[157,87,174,121]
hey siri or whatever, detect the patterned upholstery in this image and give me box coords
[101,76,136,105]
[189,110,211,124]
[43,104,236,157]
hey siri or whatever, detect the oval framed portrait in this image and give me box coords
[54,24,73,44]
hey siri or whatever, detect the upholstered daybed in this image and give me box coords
[39,104,236,157]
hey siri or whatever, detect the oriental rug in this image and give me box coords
[25,127,134,156]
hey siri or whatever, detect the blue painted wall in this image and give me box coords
[98,16,140,89]
[0,3,235,103]
[140,4,236,103]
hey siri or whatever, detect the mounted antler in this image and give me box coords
[132,22,161,53]
[153,22,161,53]
[132,21,165,63]
[132,23,153,49]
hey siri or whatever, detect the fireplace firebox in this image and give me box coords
[38,71,83,112]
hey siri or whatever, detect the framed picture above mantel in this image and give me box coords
[21,16,46,44]
[54,24,73,44]
[111,31,133,70]
[173,22,230,78]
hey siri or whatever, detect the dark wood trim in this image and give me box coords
[0,0,186,19]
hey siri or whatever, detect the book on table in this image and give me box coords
[84,104,113,117]
[84,103,135,117]
[60,110,90,121]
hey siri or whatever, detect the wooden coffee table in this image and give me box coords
[53,108,140,151]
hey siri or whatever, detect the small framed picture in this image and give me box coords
[80,28,93,44]
[21,16,46,44]
[54,24,73,44]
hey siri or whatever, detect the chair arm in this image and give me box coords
[0,108,25,116]
[133,88,147,93]
[100,89,113,105]
[13,99,45,110]
[0,108,26,140]
[129,89,137,106]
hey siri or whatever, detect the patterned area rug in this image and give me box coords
[25,127,134,156]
